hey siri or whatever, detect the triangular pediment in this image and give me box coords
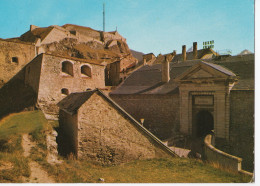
[175,61,236,82]
[189,69,214,79]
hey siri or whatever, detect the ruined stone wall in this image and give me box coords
[110,94,180,140]
[229,90,254,172]
[0,40,35,87]
[36,54,105,119]
[77,93,171,164]
[103,32,126,43]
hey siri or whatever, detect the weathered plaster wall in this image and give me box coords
[0,40,35,87]
[110,94,180,140]
[36,54,105,119]
[76,93,171,164]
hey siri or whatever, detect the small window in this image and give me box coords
[62,61,73,76]
[12,57,19,64]
[61,88,69,95]
[70,30,77,35]
[81,65,91,77]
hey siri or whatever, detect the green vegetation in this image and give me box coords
[40,157,251,183]
[0,111,252,183]
[0,111,48,183]
[0,111,46,138]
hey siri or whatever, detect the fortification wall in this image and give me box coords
[103,32,126,43]
[77,93,171,164]
[229,90,254,172]
[41,28,71,45]
[24,55,43,94]
[37,54,105,119]
[204,133,253,176]
[110,94,180,140]
[0,40,35,87]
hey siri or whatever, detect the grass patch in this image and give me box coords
[42,158,251,183]
[0,152,31,183]
[0,111,48,183]
[0,111,46,138]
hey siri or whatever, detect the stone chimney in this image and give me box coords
[193,42,198,59]
[162,56,170,83]
[30,25,39,31]
[173,50,176,56]
[143,57,147,66]
[182,45,186,61]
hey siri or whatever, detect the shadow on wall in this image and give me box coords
[0,68,37,119]
[56,125,74,158]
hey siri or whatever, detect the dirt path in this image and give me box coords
[22,134,55,183]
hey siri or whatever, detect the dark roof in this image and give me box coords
[57,89,178,157]
[111,54,254,95]
[57,91,95,114]
[201,61,236,76]
[20,26,54,43]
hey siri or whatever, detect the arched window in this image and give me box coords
[81,65,92,77]
[62,61,73,76]
[61,88,69,95]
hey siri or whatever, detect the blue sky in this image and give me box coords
[0,0,254,55]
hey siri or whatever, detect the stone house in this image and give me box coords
[110,53,254,171]
[57,89,176,164]
[24,53,106,119]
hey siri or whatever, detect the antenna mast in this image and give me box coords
[103,3,105,32]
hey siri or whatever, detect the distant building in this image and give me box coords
[0,24,138,88]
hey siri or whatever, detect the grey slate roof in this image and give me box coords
[110,54,254,95]
[201,61,236,77]
[57,91,95,114]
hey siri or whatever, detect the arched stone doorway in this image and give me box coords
[190,110,214,157]
[194,110,214,138]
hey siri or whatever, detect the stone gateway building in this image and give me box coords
[110,53,254,171]
[57,89,176,164]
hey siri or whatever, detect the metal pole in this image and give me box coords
[103,3,105,32]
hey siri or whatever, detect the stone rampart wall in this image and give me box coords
[204,133,253,176]
[0,40,35,87]
[228,90,254,172]
[110,94,180,140]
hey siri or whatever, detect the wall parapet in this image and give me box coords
[204,133,253,177]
